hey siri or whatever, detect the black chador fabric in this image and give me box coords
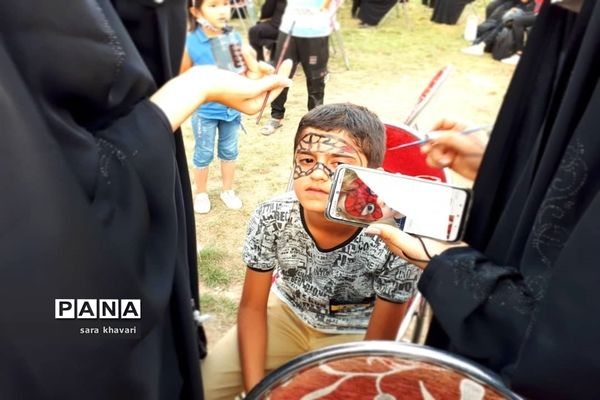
[430,0,472,25]
[357,0,398,26]
[418,1,600,398]
[113,0,209,360]
[0,1,203,399]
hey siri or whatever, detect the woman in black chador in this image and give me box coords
[367,1,600,398]
[430,0,474,25]
[354,0,399,27]
[0,1,291,399]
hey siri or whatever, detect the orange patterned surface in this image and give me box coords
[266,356,507,400]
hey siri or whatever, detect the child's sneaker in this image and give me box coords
[194,193,211,214]
[220,190,243,210]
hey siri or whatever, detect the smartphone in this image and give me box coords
[325,165,472,242]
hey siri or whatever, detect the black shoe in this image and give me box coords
[358,21,376,28]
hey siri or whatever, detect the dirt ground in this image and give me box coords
[187,1,516,345]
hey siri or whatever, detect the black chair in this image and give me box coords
[246,341,523,399]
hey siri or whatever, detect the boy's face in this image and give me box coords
[293,128,368,213]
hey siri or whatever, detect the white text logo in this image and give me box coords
[55,299,141,319]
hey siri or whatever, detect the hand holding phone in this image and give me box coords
[325,165,472,242]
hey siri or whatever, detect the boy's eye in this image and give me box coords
[297,157,315,166]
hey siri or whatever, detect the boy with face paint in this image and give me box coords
[201,103,421,399]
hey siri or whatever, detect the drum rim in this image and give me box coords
[246,341,523,400]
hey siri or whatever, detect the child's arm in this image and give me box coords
[179,47,193,74]
[364,297,408,340]
[238,268,273,392]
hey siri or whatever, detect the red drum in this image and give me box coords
[382,122,448,183]
[246,341,523,400]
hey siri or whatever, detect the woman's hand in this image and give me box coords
[203,46,293,115]
[421,119,487,181]
[365,223,466,269]
[150,46,292,131]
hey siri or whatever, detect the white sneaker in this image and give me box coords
[194,193,211,214]
[501,54,521,65]
[220,190,243,210]
[461,42,485,56]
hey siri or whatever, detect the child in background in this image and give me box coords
[181,0,244,213]
[259,0,334,135]
[201,103,421,399]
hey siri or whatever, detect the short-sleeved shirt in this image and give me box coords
[279,0,333,38]
[243,192,421,334]
[185,28,240,121]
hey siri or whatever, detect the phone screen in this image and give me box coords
[326,166,471,242]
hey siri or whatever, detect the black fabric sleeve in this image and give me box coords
[95,99,174,163]
[509,191,600,399]
[418,247,534,370]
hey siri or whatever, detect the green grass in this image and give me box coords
[200,292,238,329]
[198,247,243,288]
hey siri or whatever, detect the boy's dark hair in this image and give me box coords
[293,103,386,168]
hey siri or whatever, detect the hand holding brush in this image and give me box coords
[387,124,492,151]
[418,120,490,180]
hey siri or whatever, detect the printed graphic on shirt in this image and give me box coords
[243,193,421,333]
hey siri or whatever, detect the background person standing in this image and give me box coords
[259,0,333,135]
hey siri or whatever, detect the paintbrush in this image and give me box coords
[387,125,492,151]
[256,21,296,125]
[404,65,453,127]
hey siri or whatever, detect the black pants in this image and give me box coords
[270,34,329,120]
[512,13,536,52]
[248,22,279,61]
[474,19,501,48]
[485,0,516,19]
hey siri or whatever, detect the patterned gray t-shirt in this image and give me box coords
[243,192,421,334]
